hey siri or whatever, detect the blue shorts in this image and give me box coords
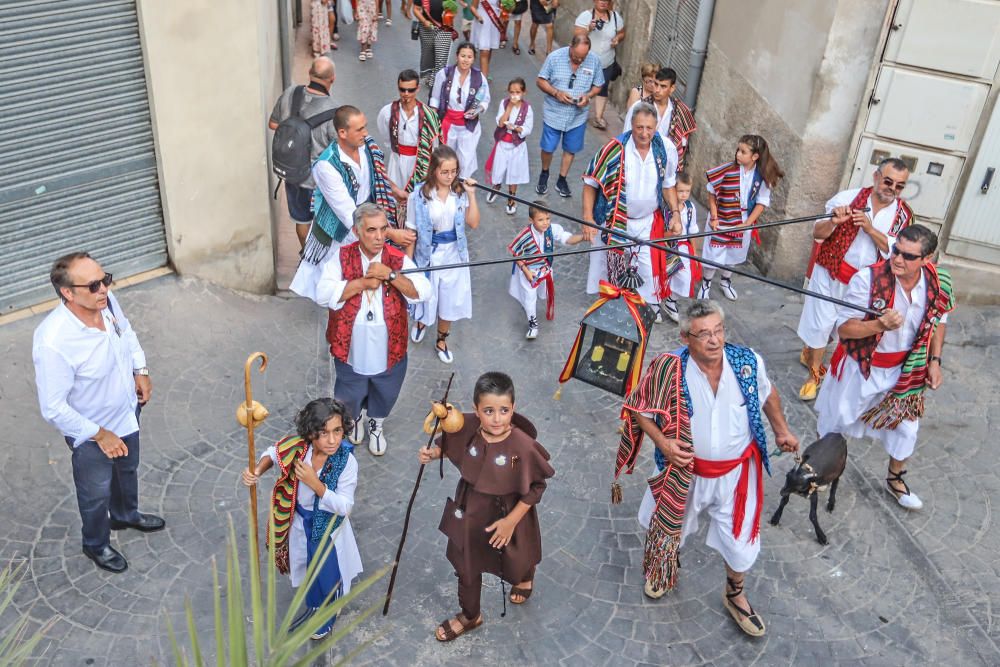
[540,121,586,155]
[285,182,313,223]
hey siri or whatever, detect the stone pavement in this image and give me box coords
[3,14,1000,667]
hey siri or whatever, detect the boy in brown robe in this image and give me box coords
[418,371,555,641]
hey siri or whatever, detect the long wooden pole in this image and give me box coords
[382,372,455,616]
[243,352,268,576]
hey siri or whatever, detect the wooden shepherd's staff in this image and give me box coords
[383,372,456,615]
[238,352,269,576]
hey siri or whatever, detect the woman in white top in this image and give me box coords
[431,43,491,179]
[406,146,481,363]
[241,398,363,641]
[573,0,624,129]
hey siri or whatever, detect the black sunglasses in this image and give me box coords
[891,246,924,262]
[70,273,113,293]
[398,86,418,93]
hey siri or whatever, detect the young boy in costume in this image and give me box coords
[241,398,363,641]
[418,372,554,641]
[661,171,702,322]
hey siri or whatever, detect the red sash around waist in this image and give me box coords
[500,132,516,143]
[692,442,762,543]
[832,259,859,284]
[397,144,418,156]
[441,108,468,143]
[830,344,908,379]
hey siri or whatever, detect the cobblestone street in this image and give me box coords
[3,17,1000,667]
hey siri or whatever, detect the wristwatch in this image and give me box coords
[387,271,398,282]
[929,355,943,366]
[134,367,150,376]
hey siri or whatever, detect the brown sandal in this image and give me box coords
[435,612,483,642]
[509,584,533,604]
[723,577,766,637]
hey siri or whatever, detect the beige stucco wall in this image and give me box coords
[137,0,283,293]
[687,0,890,279]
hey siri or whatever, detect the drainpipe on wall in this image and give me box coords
[278,0,292,88]
[684,0,716,109]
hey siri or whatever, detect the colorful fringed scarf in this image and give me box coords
[389,100,440,192]
[304,136,398,265]
[667,98,696,171]
[269,436,353,575]
[614,344,769,592]
[705,161,763,248]
[843,261,955,429]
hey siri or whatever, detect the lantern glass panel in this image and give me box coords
[572,324,637,395]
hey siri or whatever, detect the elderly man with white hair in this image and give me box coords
[316,203,431,456]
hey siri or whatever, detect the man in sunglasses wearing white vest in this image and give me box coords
[32,252,165,573]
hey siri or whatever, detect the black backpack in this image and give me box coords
[271,86,336,186]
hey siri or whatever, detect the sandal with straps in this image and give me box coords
[723,577,766,637]
[886,469,923,510]
[435,612,483,642]
[509,583,533,604]
[436,331,454,364]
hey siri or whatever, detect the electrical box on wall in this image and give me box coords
[884,0,1000,79]
[865,67,989,152]
[849,138,965,220]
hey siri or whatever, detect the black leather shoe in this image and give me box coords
[82,545,128,573]
[110,513,166,533]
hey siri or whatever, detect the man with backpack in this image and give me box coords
[269,56,338,247]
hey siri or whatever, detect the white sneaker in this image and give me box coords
[486,188,499,204]
[368,419,387,456]
[410,323,426,343]
[506,201,517,215]
[347,412,365,445]
[526,316,539,339]
[697,280,712,300]
[720,278,738,301]
[663,299,679,323]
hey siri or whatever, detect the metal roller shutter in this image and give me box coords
[648,0,703,97]
[0,0,168,313]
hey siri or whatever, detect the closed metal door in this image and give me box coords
[948,98,1000,264]
[0,0,168,313]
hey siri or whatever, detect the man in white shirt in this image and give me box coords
[796,158,914,401]
[317,203,431,455]
[376,69,441,203]
[816,225,954,511]
[32,252,165,573]
[582,104,680,322]
[619,300,799,637]
[290,106,413,303]
[622,67,696,171]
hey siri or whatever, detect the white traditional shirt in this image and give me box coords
[312,143,372,228]
[33,291,146,445]
[685,352,772,461]
[315,248,431,375]
[823,187,901,269]
[377,102,421,151]
[430,68,491,115]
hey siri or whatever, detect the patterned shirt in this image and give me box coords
[538,47,606,131]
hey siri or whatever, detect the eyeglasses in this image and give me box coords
[891,245,925,261]
[877,170,907,192]
[687,325,725,341]
[398,86,418,93]
[70,273,113,293]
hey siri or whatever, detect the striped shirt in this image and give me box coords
[538,47,605,131]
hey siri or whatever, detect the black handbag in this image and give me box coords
[411,19,420,40]
[606,59,623,82]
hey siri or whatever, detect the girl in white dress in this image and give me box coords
[241,398,363,641]
[470,0,504,77]
[430,43,491,179]
[485,78,533,215]
[406,145,481,363]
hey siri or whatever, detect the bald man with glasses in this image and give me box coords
[33,252,165,573]
[796,157,915,402]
